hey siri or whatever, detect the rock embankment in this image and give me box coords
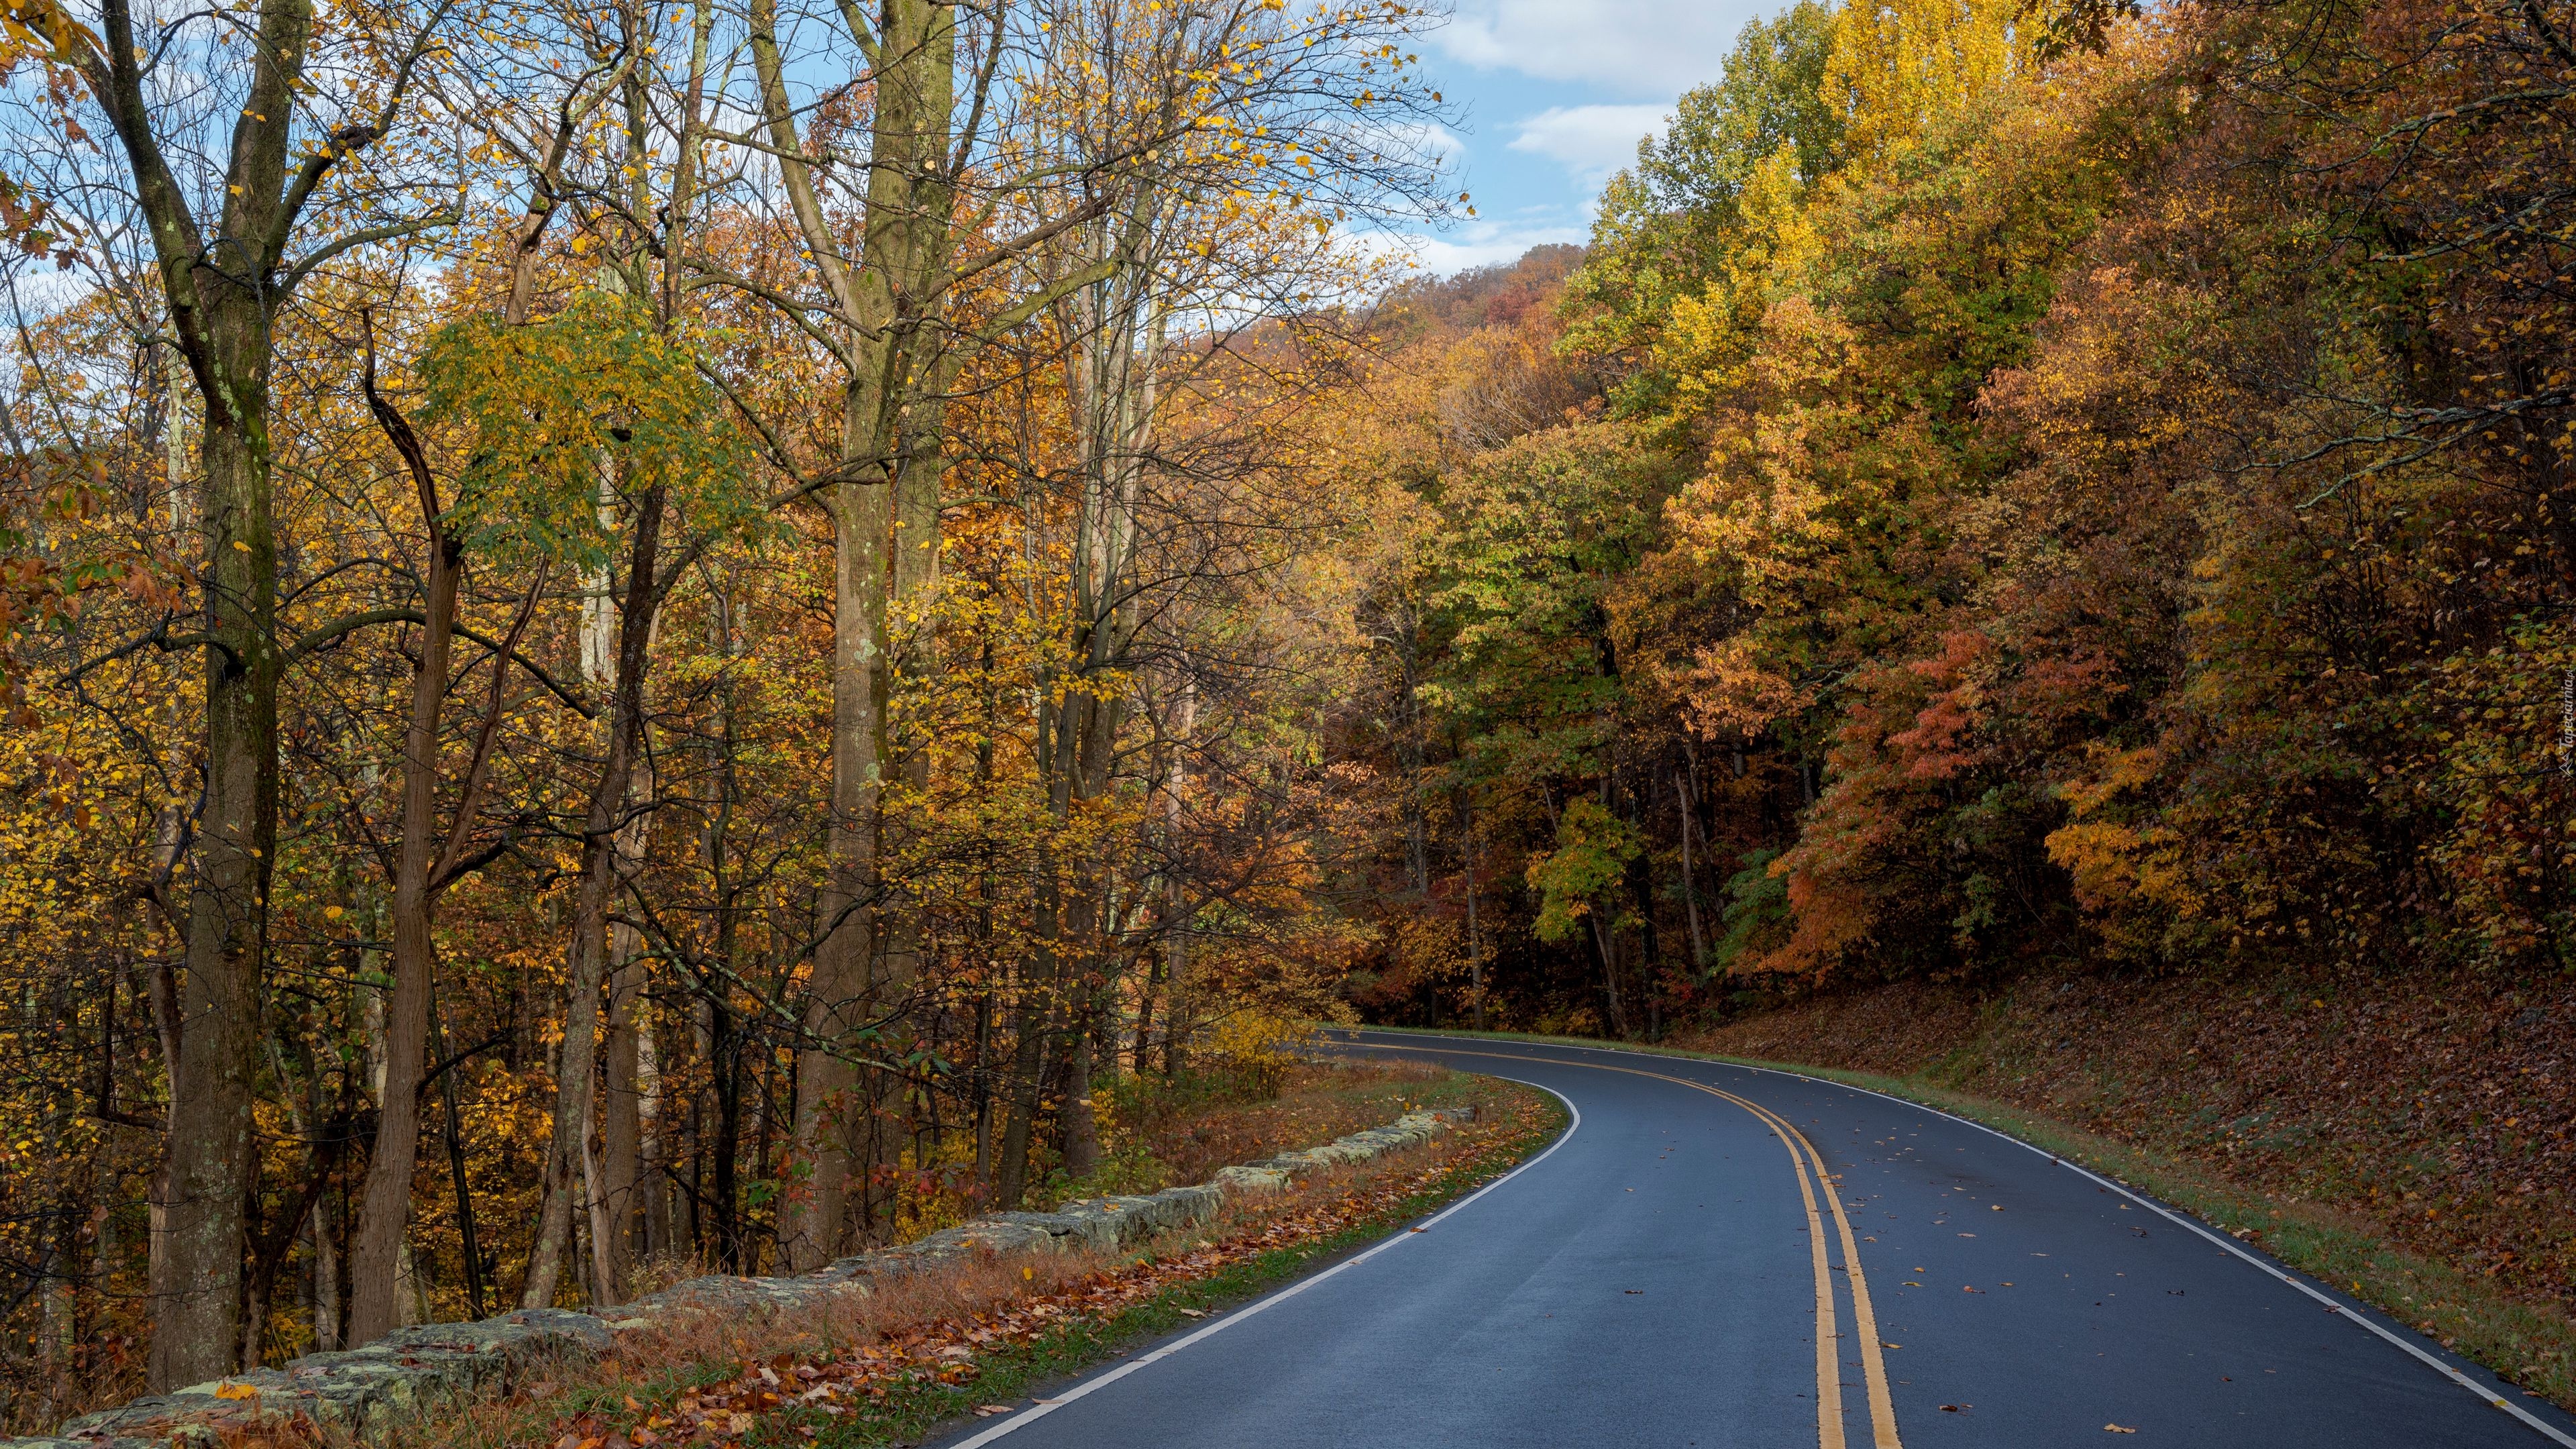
[18,1106,1472,1449]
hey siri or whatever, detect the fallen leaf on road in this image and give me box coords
[973,1405,1015,1417]
[1939,1403,1971,1413]
[2105,1425,2137,1434]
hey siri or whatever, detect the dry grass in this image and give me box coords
[1118,1059,1462,1185]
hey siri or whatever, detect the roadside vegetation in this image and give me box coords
[356,1070,1563,1449]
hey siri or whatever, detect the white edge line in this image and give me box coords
[1336,1030,2576,1449]
[937,1079,1582,1449]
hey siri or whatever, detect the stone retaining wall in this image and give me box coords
[15,1106,1472,1449]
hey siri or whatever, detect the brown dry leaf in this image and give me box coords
[2105,1425,2137,1434]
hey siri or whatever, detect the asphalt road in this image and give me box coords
[932,1030,2576,1448]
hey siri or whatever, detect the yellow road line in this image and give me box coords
[1764,1081,1849,1449]
[1340,1040,1904,1449]
[1715,1087,1902,1449]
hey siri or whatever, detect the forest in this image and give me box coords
[0,0,2568,1420]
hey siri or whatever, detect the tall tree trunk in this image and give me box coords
[639,1009,669,1264]
[311,1177,339,1350]
[346,372,529,1336]
[992,973,1053,1209]
[598,916,645,1296]
[1464,814,1486,1033]
[709,994,742,1269]
[1675,769,1708,971]
[1057,661,1125,1181]
[787,413,886,1268]
[1041,245,1160,1177]
[1394,612,1428,896]
[1131,956,1161,1073]
[154,396,277,1390]
[595,782,651,1301]
[434,983,488,1319]
[521,485,665,1308]
[971,988,994,1183]
[1058,996,1099,1181]
[1012,649,1072,1203]
[1590,912,1630,1039]
[871,412,947,1231]
[76,0,402,1379]
[752,0,956,1267]
[1157,673,1195,1073]
[346,474,458,1346]
[971,651,1000,1186]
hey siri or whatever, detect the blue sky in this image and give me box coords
[1397,0,1776,273]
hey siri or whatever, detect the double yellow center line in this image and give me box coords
[1347,1042,1904,1449]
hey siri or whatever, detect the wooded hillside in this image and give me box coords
[1331,0,2575,1038]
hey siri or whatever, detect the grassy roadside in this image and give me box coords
[1090,1057,1497,1195]
[375,1077,1566,1449]
[1347,1024,2576,1411]
[811,1088,1564,1447]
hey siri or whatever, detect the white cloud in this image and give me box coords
[1434,0,1759,98]
[1374,219,1591,276]
[1507,103,1670,191]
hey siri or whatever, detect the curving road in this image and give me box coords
[930,1031,2576,1448]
